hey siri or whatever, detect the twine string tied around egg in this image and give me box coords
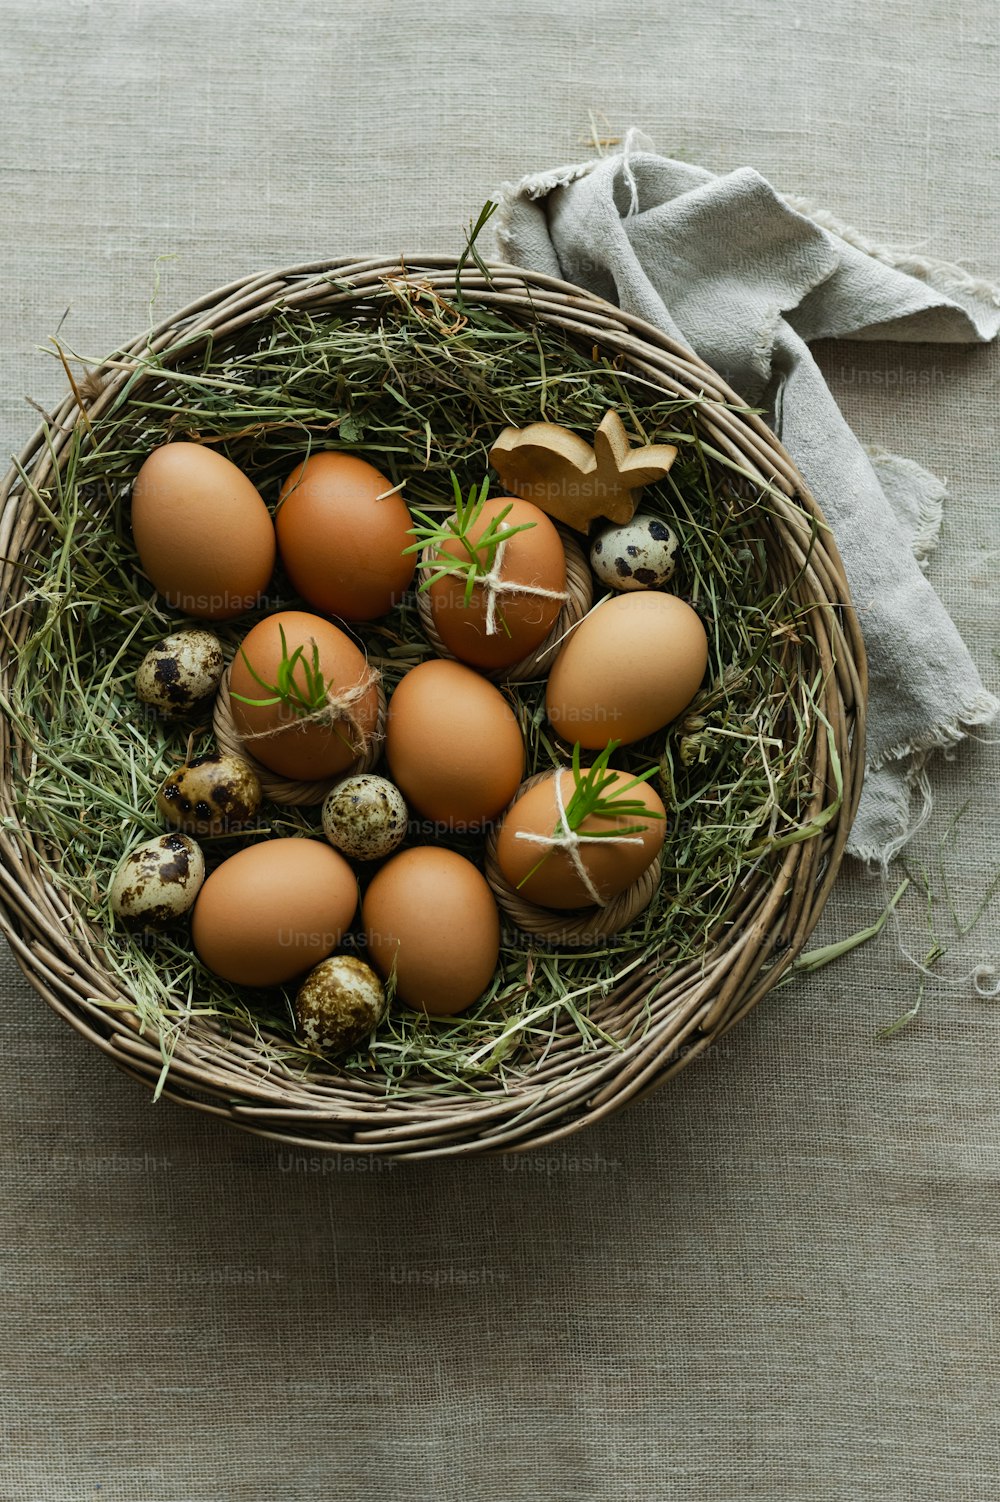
[433,525,570,637]
[513,770,645,908]
[235,661,382,756]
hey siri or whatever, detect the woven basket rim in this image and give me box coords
[0,255,868,1158]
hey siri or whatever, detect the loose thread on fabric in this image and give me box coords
[513,771,644,907]
[618,126,647,219]
[881,872,1000,999]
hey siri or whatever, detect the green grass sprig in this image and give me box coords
[405,473,537,607]
[517,740,664,890]
[562,739,665,836]
[230,624,327,717]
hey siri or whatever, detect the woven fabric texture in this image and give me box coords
[1,2,998,1499]
[495,143,1000,862]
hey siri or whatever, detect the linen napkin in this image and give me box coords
[495,134,1000,865]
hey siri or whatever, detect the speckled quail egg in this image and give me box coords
[110,832,205,928]
[136,629,225,718]
[321,774,409,862]
[156,752,262,835]
[590,513,680,592]
[294,955,387,1055]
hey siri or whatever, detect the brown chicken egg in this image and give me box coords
[426,495,566,670]
[276,452,415,620]
[546,593,709,749]
[131,443,275,619]
[385,659,524,831]
[191,838,358,986]
[229,610,380,781]
[362,846,500,1015]
[495,768,666,909]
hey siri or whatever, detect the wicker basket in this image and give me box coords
[0,256,866,1157]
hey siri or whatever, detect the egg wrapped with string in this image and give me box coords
[494,744,666,910]
[228,611,381,781]
[411,477,568,672]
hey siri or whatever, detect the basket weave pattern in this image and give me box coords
[0,257,866,1157]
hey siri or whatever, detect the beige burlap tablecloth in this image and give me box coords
[1,4,998,1499]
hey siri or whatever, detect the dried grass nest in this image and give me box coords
[0,253,866,1157]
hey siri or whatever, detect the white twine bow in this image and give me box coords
[433,527,569,637]
[513,770,645,908]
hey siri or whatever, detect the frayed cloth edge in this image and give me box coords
[782,191,1000,316]
[850,695,1000,868]
[863,445,947,567]
[493,165,596,263]
[496,158,597,210]
[848,766,934,869]
[910,477,946,567]
[494,137,655,259]
[867,690,1000,773]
